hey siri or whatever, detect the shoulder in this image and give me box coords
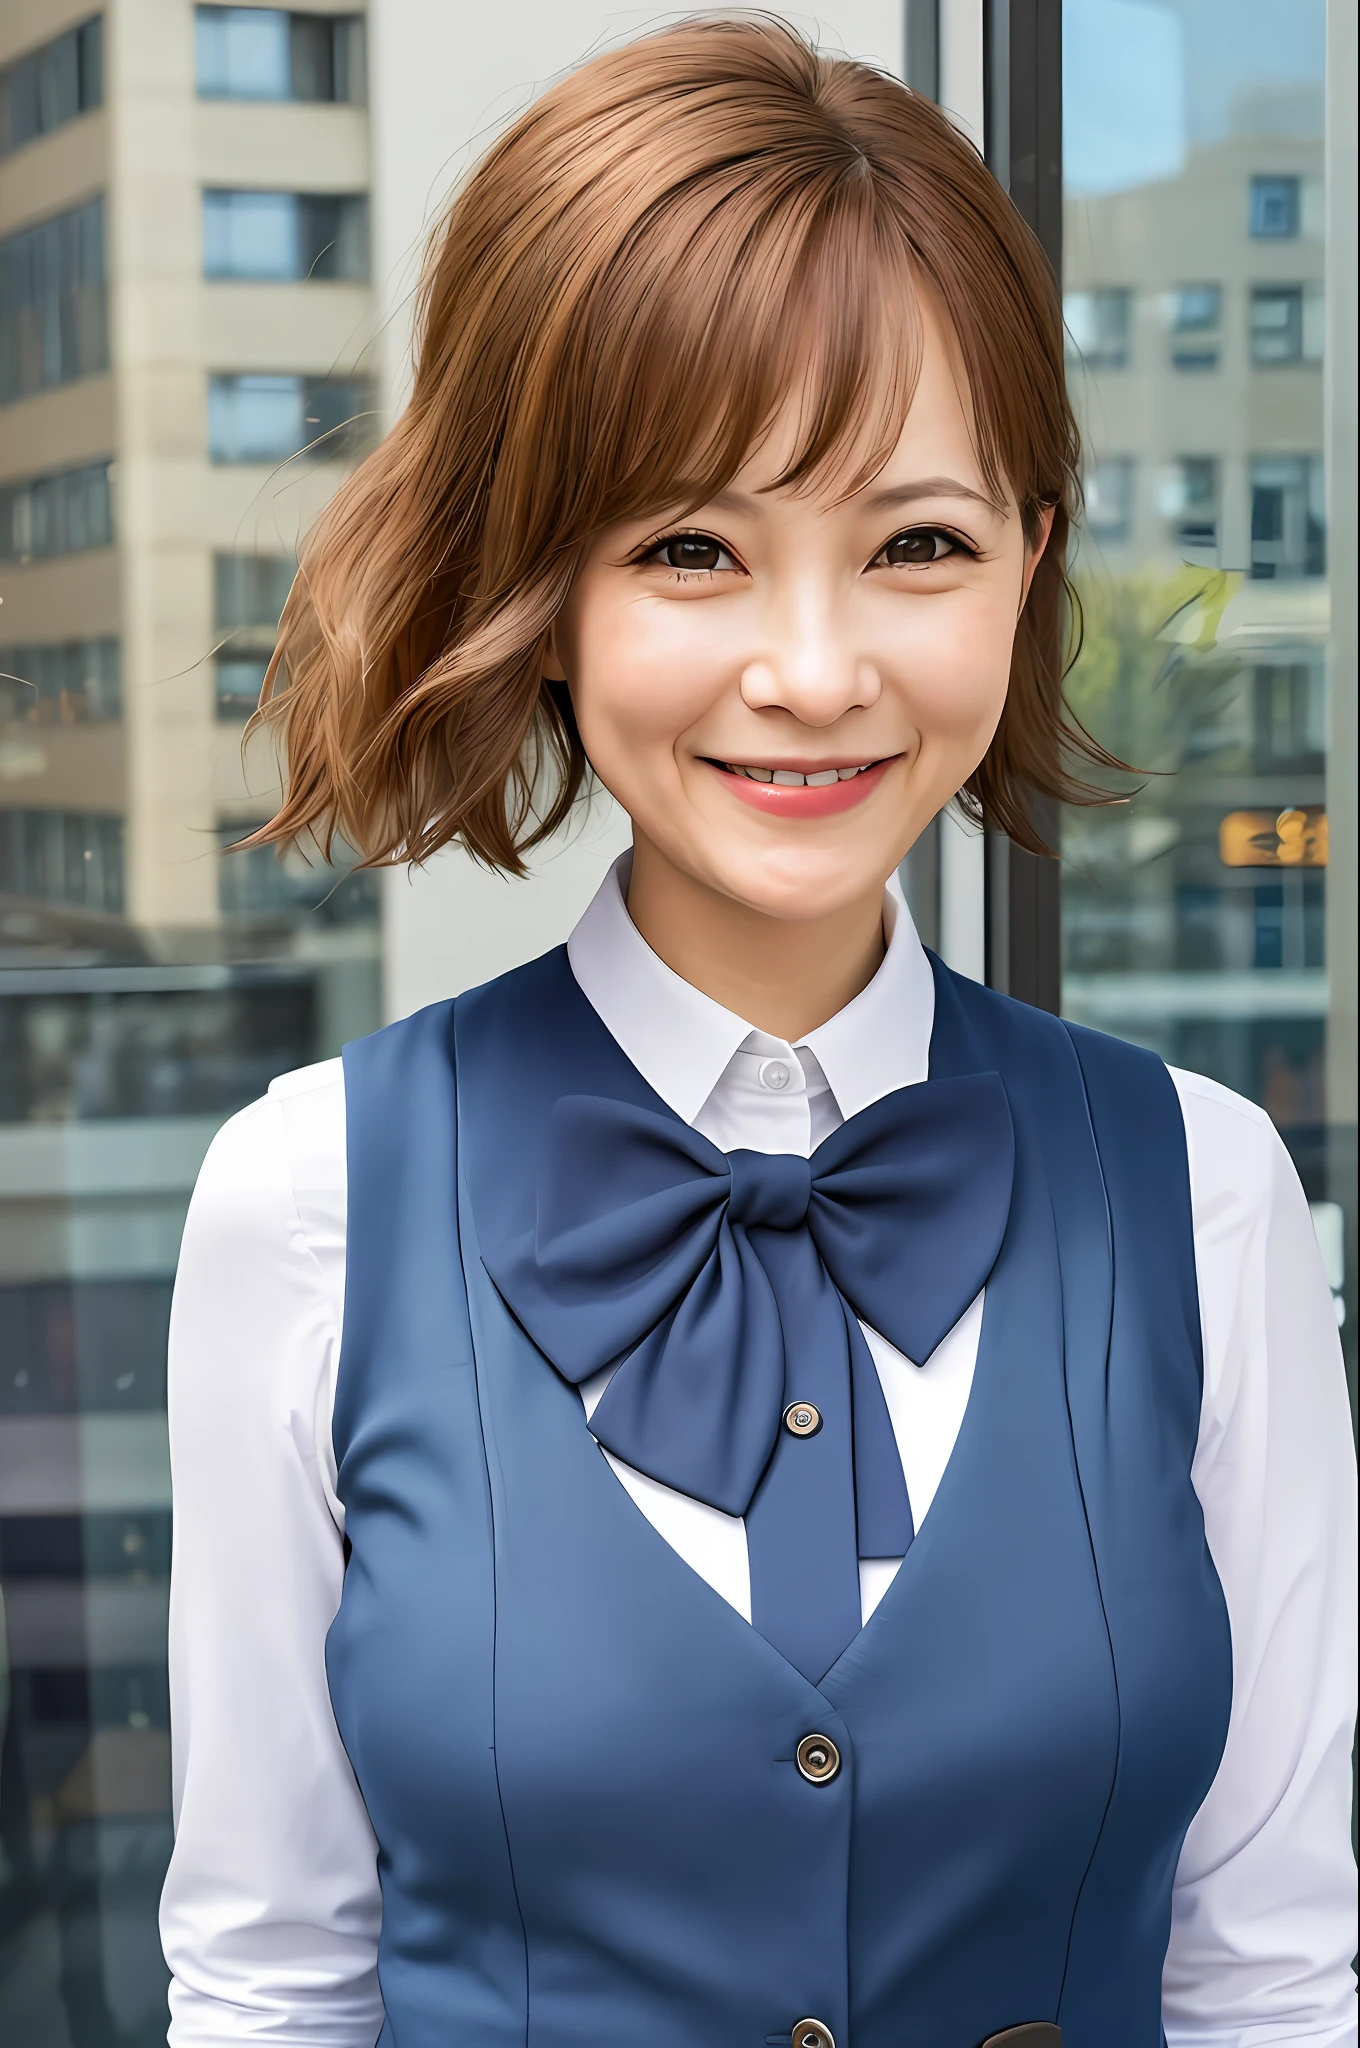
[1166,1064,1300,1252]
[182,1057,347,1289]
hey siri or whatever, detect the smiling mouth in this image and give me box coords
[712,759,882,786]
[704,754,896,817]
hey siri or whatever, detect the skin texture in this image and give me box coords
[547,301,1053,1042]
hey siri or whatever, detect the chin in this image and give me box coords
[708,845,893,925]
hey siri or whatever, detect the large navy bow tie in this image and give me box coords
[484,1075,1014,1680]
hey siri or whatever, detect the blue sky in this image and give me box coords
[1064,0,1327,197]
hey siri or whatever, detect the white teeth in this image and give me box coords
[723,761,875,784]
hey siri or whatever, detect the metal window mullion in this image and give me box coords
[982,0,1063,1012]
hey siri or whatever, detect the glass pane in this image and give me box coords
[1061,1,1354,1362]
[195,7,291,100]
[207,373,305,462]
[0,7,379,2026]
[202,190,299,280]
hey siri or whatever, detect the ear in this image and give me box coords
[1018,505,1057,613]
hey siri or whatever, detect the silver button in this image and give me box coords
[759,1058,792,1091]
[795,1733,841,1783]
[792,2022,836,2048]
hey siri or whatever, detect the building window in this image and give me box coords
[214,552,295,633]
[0,197,108,407]
[0,638,120,724]
[1166,283,1222,371]
[1248,174,1300,238]
[1161,457,1218,555]
[0,18,102,159]
[217,829,379,926]
[1250,455,1325,579]
[202,191,368,281]
[1064,287,1132,369]
[0,809,124,914]
[0,461,113,563]
[214,552,292,716]
[1250,285,1306,365]
[208,373,372,462]
[195,8,364,103]
[1252,662,1327,770]
[1083,457,1134,543]
[215,655,269,720]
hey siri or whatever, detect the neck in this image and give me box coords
[624,836,887,1043]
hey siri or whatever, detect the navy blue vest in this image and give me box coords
[329,948,1232,2048]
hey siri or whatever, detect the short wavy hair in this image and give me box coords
[247,13,1115,873]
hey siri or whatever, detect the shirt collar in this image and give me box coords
[566,853,935,1128]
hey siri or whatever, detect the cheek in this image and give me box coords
[569,593,727,763]
[886,587,1018,743]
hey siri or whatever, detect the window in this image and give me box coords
[0,197,108,406]
[1252,662,1327,770]
[217,831,379,925]
[1064,287,1132,368]
[1083,456,1134,543]
[1161,457,1218,555]
[208,373,372,461]
[0,638,120,724]
[1250,286,1306,365]
[0,18,102,158]
[214,552,295,632]
[202,191,368,281]
[216,654,269,720]
[1166,283,1221,371]
[1250,455,1325,579]
[1249,174,1300,238]
[214,555,292,716]
[195,8,364,103]
[0,809,124,913]
[0,461,113,562]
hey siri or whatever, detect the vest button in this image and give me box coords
[795,1733,841,1784]
[792,2022,836,2048]
[783,1401,822,1437]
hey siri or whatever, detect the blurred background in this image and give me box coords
[0,0,1354,2038]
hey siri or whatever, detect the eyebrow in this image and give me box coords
[863,477,1006,516]
[706,476,1006,518]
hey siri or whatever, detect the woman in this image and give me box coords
[160,19,1357,2047]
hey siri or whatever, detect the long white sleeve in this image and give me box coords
[1164,1071,1358,2045]
[160,1061,383,2047]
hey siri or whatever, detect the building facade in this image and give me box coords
[0,4,378,2036]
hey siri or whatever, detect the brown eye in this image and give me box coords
[658,533,727,572]
[881,529,954,567]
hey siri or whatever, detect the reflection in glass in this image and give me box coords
[0,2,378,2027]
[1061,0,1352,1353]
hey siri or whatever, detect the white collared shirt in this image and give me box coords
[161,857,1358,2047]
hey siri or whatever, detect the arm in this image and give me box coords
[1163,1071,1358,2047]
[160,1069,384,2046]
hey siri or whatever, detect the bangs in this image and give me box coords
[528,166,936,539]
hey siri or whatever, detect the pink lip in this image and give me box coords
[709,758,894,818]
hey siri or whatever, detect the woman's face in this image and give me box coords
[551,299,1051,928]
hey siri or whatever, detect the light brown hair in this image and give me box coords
[248,13,1114,871]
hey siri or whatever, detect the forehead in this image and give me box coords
[718,297,999,513]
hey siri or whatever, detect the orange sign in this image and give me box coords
[1219,807,1328,868]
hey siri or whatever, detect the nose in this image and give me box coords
[738,586,881,727]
